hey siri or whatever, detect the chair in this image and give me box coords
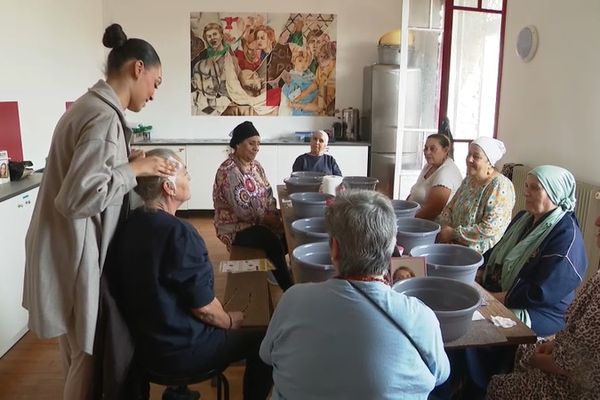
[144,368,230,400]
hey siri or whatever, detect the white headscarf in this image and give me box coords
[471,137,506,166]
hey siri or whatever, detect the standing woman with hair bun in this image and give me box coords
[23,23,175,400]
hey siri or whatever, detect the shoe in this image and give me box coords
[162,385,201,400]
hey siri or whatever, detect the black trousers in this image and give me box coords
[146,329,272,400]
[233,225,293,291]
[218,329,273,400]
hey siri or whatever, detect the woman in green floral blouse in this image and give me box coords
[437,137,515,254]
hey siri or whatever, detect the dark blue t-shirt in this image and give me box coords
[108,208,226,368]
[292,153,342,176]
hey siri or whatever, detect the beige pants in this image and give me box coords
[58,331,93,400]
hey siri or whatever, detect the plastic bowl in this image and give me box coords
[291,217,329,246]
[292,242,336,283]
[341,176,379,190]
[289,192,334,219]
[284,177,322,194]
[393,276,481,342]
[396,218,441,253]
[410,244,484,285]
[391,199,421,219]
[291,171,326,179]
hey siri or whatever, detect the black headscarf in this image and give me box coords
[229,121,260,148]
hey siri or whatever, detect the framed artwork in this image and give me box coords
[190,12,337,117]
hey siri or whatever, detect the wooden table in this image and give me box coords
[277,185,297,255]
[444,283,537,349]
[278,185,311,282]
[277,184,537,349]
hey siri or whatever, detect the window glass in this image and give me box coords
[483,0,503,11]
[454,0,478,7]
[447,11,501,139]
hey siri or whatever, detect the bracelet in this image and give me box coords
[227,312,233,330]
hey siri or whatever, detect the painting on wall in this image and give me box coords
[190,12,337,117]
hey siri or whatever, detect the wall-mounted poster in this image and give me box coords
[190,12,337,117]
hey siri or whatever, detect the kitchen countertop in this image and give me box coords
[0,172,43,203]
[132,138,371,146]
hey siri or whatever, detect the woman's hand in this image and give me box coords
[437,226,456,243]
[529,352,567,376]
[228,311,244,330]
[535,340,555,355]
[475,269,484,284]
[491,291,507,304]
[129,155,178,177]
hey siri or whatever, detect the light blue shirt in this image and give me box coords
[260,279,450,400]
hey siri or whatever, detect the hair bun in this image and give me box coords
[102,23,127,49]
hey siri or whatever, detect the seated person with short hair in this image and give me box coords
[260,190,449,399]
[108,148,272,400]
[292,130,342,176]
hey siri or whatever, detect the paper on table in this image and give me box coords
[472,310,485,321]
[490,315,517,328]
[220,259,275,273]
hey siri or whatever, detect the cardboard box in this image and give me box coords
[220,258,275,328]
[0,150,10,184]
[222,271,272,327]
[390,256,427,284]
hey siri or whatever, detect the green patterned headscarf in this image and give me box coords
[484,165,576,292]
[531,165,576,212]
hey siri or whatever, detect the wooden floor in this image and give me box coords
[0,213,252,400]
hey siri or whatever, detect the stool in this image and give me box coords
[145,368,229,400]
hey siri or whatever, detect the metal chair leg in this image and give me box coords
[222,373,230,400]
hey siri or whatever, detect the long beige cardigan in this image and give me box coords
[23,80,137,354]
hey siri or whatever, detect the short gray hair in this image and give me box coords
[325,190,397,276]
[134,148,178,202]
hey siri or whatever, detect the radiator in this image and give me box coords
[511,165,600,282]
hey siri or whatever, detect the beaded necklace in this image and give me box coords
[335,275,390,286]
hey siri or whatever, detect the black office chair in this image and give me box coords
[144,368,230,400]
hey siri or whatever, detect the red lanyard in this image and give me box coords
[335,275,390,286]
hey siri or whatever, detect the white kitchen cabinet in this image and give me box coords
[134,143,369,210]
[186,145,231,210]
[277,145,371,182]
[0,188,38,357]
[327,146,369,177]
[131,144,188,210]
[276,146,305,185]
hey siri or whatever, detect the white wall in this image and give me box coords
[0,0,104,169]
[102,0,401,140]
[498,0,600,185]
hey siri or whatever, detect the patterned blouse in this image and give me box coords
[437,174,515,254]
[487,271,600,399]
[213,155,279,251]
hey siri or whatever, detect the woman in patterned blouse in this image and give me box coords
[437,137,515,254]
[213,121,293,290]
